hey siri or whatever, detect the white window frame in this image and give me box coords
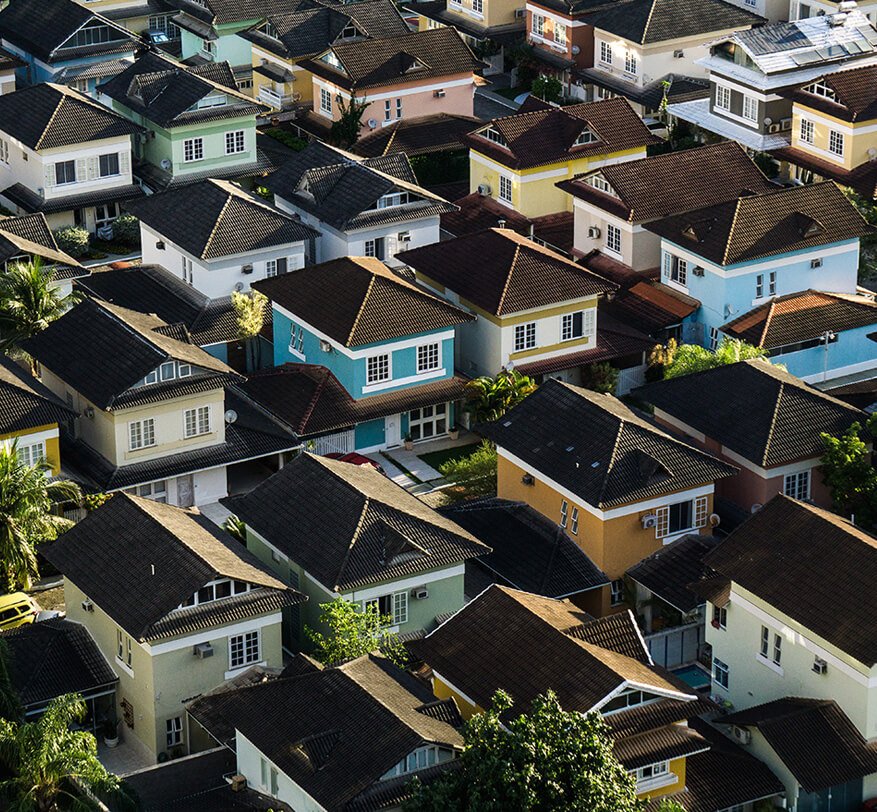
[709,327,720,352]
[366,353,391,385]
[600,41,612,65]
[760,624,769,657]
[225,130,246,154]
[715,85,731,112]
[570,507,579,535]
[756,274,764,299]
[784,470,810,500]
[713,604,727,629]
[829,129,844,156]
[663,253,687,287]
[560,499,568,528]
[229,630,260,669]
[624,50,637,75]
[741,95,758,122]
[499,174,513,203]
[513,321,536,352]
[768,271,776,296]
[183,137,204,163]
[800,118,815,144]
[166,716,183,748]
[320,87,332,115]
[17,440,46,468]
[129,418,155,451]
[610,578,625,606]
[605,223,621,254]
[184,406,211,438]
[416,342,441,373]
[714,657,729,689]
[408,402,447,441]
[773,632,782,665]
[561,309,595,341]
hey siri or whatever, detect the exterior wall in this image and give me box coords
[708,77,791,137]
[448,0,522,29]
[789,104,877,172]
[251,46,310,108]
[0,424,61,475]
[140,223,307,299]
[571,198,657,270]
[526,4,593,74]
[767,323,877,384]
[0,67,15,95]
[180,21,258,68]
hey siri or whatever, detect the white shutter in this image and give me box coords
[387,234,398,258]
[583,307,596,338]
[655,505,669,539]
[75,157,88,183]
[119,150,130,175]
[662,251,671,279]
[694,495,709,528]
[288,253,304,270]
[87,156,98,180]
[44,162,55,188]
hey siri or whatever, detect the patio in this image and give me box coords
[97,731,155,776]
[377,430,480,491]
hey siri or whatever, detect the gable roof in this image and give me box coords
[164,0,308,26]
[0,355,75,436]
[706,495,877,666]
[0,83,141,151]
[22,298,237,410]
[635,359,866,467]
[124,179,317,260]
[784,64,877,122]
[0,213,84,273]
[351,112,481,159]
[482,379,736,509]
[188,653,463,810]
[644,181,871,266]
[722,290,877,348]
[228,453,488,592]
[409,585,693,716]
[558,142,775,224]
[42,493,302,641]
[253,256,472,347]
[399,228,615,316]
[463,96,659,171]
[721,698,877,793]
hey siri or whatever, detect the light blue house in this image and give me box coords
[248,256,474,453]
[0,0,137,94]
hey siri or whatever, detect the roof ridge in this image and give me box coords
[639,0,661,44]
[298,367,332,433]
[346,271,377,344]
[758,298,777,346]
[201,191,235,260]
[761,380,785,467]
[334,494,371,591]
[496,243,521,315]
[598,418,627,507]
[722,196,744,266]
[34,93,67,151]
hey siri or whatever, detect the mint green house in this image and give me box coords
[97,51,268,193]
[229,453,489,652]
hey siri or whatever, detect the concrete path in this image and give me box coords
[383,447,443,482]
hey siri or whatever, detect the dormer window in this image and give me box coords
[320,50,343,69]
[574,128,597,146]
[482,125,507,147]
[196,93,227,109]
[375,191,411,209]
[62,19,125,49]
[177,578,251,610]
[600,689,659,714]
[140,361,193,387]
[585,174,615,196]
[263,21,279,39]
[803,80,836,100]
[340,22,360,39]
[381,746,452,780]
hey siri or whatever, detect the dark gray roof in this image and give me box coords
[1,619,117,710]
[2,183,144,217]
[0,83,141,150]
[42,493,303,642]
[0,355,75,436]
[635,360,867,467]
[229,453,488,591]
[0,212,83,270]
[124,179,317,260]
[440,498,608,599]
[164,0,303,25]
[22,298,237,410]
[482,380,736,509]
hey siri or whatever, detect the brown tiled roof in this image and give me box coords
[644,181,872,266]
[613,724,709,769]
[771,145,877,199]
[558,142,775,224]
[722,290,877,348]
[253,256,472,347]
[783,65,877,122]
[351,113,480,158]
[604,280,700,334]
[706,495,877,666]
[463,96,659,170]
[399,227,615,316]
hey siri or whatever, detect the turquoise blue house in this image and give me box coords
[247,256,473,453]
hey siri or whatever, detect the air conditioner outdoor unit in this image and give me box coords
[781,117,792,130]
[812,657,828,674]
[731,726,751,745]
[319,339,332,353]
[692,265,705,276]
[81,599,94,613]
[434,89,446,97]
[515,7,526,17]
[587,225,601,239]
[194,642,214,659]
[768,122,782,133]
[230,775,247,792]
[641,514,658,529]
[477,183,491,195]
[241,264,254,274]
[673,49,684,58]
[412,588,430,600]
[521,473,535,485]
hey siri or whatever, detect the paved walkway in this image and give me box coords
[384,447,444,482]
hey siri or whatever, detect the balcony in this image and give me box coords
[258,86,299,110]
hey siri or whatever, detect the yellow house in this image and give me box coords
[481,379,736,616]
[0,355,72,475]
[462,96,659,218]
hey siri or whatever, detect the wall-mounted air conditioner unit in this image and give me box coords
[641,514,657,529]
[812,657,828,674]
[81,599,94,613]
[731,725,751,745]
[587,225,601,239]
[319,339,332,353]
[477,183,491,195]
[412,588,429,600]
[194,642,214,659]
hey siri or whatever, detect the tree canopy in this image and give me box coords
[820,414,877,528]
[438,441,497,504]
[305,598,406,667]
[464,369,536,424]
[650,337,772,380]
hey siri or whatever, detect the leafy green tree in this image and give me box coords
[0,693,119,811]
[662,337,772,379]
[438,441,497,503]
[305,599,406,667]
[531,75,562,104]
[841,187,877,285]
[330,93,369,148]
[405,690,644,812]
[581,361,619,394]
[0,442,81,592]
[465,369,537,424]
[655,801,686,812]
[231,289,268,371]
[0,259,81,355]
[820,415,877,528]
[0,639,22,724]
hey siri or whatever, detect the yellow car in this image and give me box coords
[0,592,37,631]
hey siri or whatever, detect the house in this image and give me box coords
[463,96,659,218]
[574,0,762,116]
[124,179,319,299]
[22,298,299,506]
[187,652,464,811]
[0,354,76,475]
[297,27,481,139]
[265,142,456,266]
[41,492,304,762]
[229,452,489,648]
[399,227,639,384]
[702,495,877,807]
[97,51,268,193]
[349,112,482,161]
[0,0,138,93]
[669,9,877,152]
[481,378,737,615]
[240,0,410,111]
[556,141,776,271]
[636,360,870,518]
[0,83,144,234]
[643,181,872,351]
[408,584,784,808]
[250,255,473,452]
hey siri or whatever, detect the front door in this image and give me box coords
[176,474,195,507]
[385,414,401,447]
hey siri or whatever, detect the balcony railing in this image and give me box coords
[258,86,298,110]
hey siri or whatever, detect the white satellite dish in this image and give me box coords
[367,118,378,129]
[224,409,238,424]
[233,281,244,292]
[160,158,172,170]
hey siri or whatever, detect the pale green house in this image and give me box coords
[229,453,489,651]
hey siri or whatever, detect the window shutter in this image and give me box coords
[44,162,55,188]
[387,234,398,258]
[694,495,709,528]
[583,307,596,338]
[662,252,671,278]
[87,156,98,180]
[288,253,304,270]
[655,506,669,539]
[120,150,130,175]
[75,158,88,183]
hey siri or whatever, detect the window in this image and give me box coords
[709,327,720,351]
[602,689,651,713]
[499,174,513,203]
[760,625,769,657]
[408,402,447,440]
[742,95,758,122]
[715,84,731,111]
[320,87,332,114]
[225,130,245,154]
[95,202,119,228]
[555,23,567,45]
[365,237,385,259]
[624,50,637,74]
[800,118,815,144]
[483,126,507,146]
[183,138,203,162]
[417,342,440,373]
[396,98,402,119]
[184,406,211,438]
[383,746,444,779]
[600,41,612,64]
[367,354,391,384]
[384,99,392,121]
[289,324,304,355]
[0,139,7,164]
[663,253,687,286]
[365,592,408,625]
[166,717,182,748]
[376,191,410,209]
[64,20,124,48]
[229,630,260,669]
[829,129,844,156]
[606,223,621,254]
[116,629,132,668]
[514,322,536,351]
[266,257,287,277]
[181,256,193,286]
[756,274,764,298]
[129,418,155,450]
[713,604,727,629]
[570,507,579,535]
[17,441,45,468]
[149,14,180,39]
[768,270,776,296]
[472,0,484,11]
[533,13,545,36]
[714,657,729,689]
[55,160,76,185]
[99,153,120,177]
[125,480,167,503]
[784,470,810,500]
[804,79,836,100]
[201,38,215,56]
[586,174,613,195]
[561,309,595,341]
[179,578,250,609]
[560,499,568,527]
[655,495,708,538]
[773,633,782,665]
[610,579,625,606]
[633,762,669,787]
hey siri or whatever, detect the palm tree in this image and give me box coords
[464,369,537,424]
[0,442,81,592]
[0,258,81,354]
[0,693,119,811]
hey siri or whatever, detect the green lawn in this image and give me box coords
[418,442,481,472]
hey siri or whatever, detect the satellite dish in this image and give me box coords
[160,158,172,170]
[763,117,773,127]
[367,118,378,129]
[571,45,580,55]
[224,409,238,424]
[869,147,877,161]
[750,503,763,513]
[233,281,244,292]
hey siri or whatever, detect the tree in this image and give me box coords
[405,690,644,812]
[330,93,369,148]
[531,75,562,104]
[231,289,268,371]
[841,187,877,285]
[820,415,877,528]
[0,442,81,592]
[0,693,119,811]
[0,639,22,724]
[305,599,406,667]
[580,361,619,394]
[464,369,537,424]
[660,337,772,379]
[0,259,81,355]
[438,441,497,503]
[655,801,686,812]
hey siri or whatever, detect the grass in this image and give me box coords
[417,442,481,473]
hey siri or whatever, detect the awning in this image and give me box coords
[171,12,217,40]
